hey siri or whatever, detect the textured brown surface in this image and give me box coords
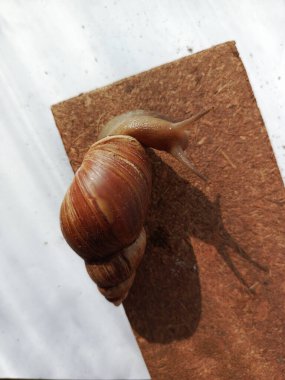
[52,42,285,380]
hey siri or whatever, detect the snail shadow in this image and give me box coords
[124,150,268,344]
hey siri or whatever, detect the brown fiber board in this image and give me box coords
[52,42,285,380]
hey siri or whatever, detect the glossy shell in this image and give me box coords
[60,135,152,263]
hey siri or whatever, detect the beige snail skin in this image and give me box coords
[60,109,210,305]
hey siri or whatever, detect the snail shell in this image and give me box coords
[60,109,210,305]
[60,135,151,304]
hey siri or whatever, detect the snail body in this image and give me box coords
[99,109,210,181]
[60,109,210,305]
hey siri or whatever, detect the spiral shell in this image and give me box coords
[60,135,152,304]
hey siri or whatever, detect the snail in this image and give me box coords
[60,109,210,305]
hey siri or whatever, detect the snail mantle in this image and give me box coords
[52,42,285,380]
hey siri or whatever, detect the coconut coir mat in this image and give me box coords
[52,41,285,380]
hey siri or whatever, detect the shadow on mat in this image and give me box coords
[124,150,267,343]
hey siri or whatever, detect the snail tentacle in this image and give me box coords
[170,145,208,182]
[172,108,212,131]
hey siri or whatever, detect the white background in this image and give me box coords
[0,1,284,379]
